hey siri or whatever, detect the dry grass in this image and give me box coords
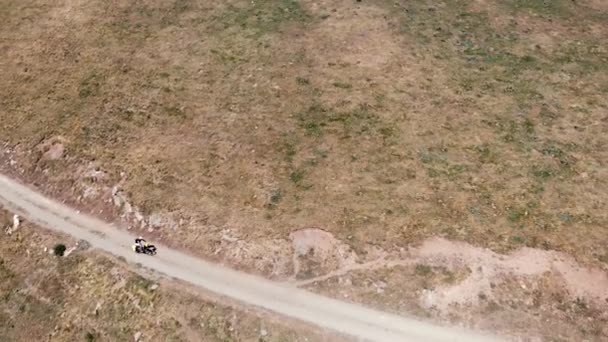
[306,264,607,340]
[1,0,607,267]
[0,210,338,342]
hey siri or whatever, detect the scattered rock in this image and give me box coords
[112,186,124,207]
[289,228,357,278]
[146,213,178,230]
[82,186,99,199]
[111,278,128,291]
[63,246,78,257]
[166,216,178,230]
[42,143,64,160]
[84,166,106,182]
[290,228,340,258]
[374,281,387,294]
[111,186,147,224]
[5,214,21,235]
[149,284,159,291]
[123,202,133,216]
[78,239,91,250]
[134,331,142,342]
[12,214,20,229]
[134,211,144,222]
[260,328,268,337]
[94,302,102,315]
[77,164,108,201]
[148,213,163,228]
[221,229,238,243]
[213,235,293,278]
[338,277,353,286]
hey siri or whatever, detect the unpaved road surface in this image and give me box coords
[0,174,498,342]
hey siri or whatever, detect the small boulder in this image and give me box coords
[12,214,20,230]
[134,331,142,342]
[43,143,65,160]
[148,213,163,228]
[78,239,91,250]
[94,302,102,315]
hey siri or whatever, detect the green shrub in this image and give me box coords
[53,244,67,256]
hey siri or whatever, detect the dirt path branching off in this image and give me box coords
[293,237,608,310]
[0,173,497,342]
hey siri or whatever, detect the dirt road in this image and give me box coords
[0,174,498,342]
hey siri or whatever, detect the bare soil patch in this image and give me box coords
[304,237,608,340]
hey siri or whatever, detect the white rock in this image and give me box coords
[134,331,142,342]
[43,143,64,160]
[148,214,163,228]
[85,169,106,181]
[12,215,20,230]
[167,217,178,230]
[63,246,77,257]
[82,187,99,199]
[134,211,144,222]
[124,202,133,213]
[94,302,102,315]
[221,232,238,243]
[111,186,123,207]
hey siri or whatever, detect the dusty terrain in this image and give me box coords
[0,175,496,342]
[1,0,608,340]
[0,208,343,342]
